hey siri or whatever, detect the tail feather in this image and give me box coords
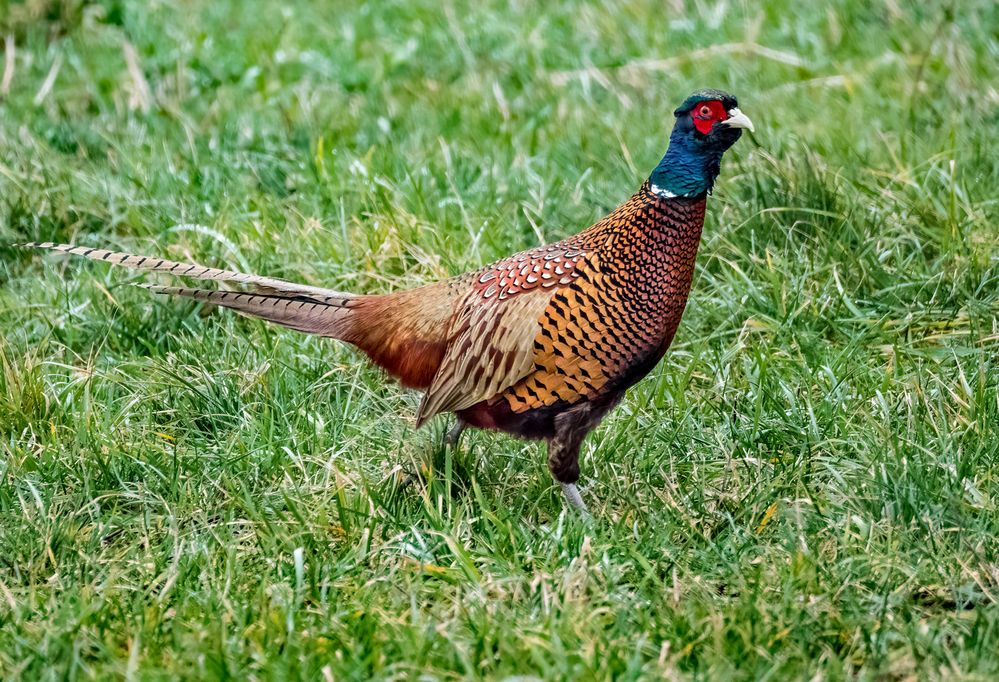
[22,241,348,301]
[140,284,354,336]
[24,240,455,390]
[23,241,359,337]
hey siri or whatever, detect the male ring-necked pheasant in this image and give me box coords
[25,89,753,513]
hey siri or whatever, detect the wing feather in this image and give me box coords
[414,240,594,426]
[415,288,553,425]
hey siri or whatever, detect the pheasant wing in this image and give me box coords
[415,242,591,426]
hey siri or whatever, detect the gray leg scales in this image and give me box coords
[560,482,590,515]
[443,420,466,448]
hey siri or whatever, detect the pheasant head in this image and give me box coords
[649,89,754,199]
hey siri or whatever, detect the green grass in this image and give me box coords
[1,0,998,678]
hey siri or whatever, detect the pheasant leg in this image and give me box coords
[547,397,623,514]
[443,419,466,448]
[548,405,598,515]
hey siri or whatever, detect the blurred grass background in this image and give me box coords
[1,0,997,678]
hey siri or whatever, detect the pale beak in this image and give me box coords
[723,107,755,133]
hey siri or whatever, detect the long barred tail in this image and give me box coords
[23,240,461,392]
[22,241,360,337]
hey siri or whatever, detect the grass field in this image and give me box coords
[1,0,998,678]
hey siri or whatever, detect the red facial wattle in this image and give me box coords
[691,100,727,135]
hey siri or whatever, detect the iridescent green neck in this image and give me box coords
[648,130,725,198]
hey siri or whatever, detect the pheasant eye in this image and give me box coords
[698,105,712,118]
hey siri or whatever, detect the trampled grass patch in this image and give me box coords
[1,0,997,678]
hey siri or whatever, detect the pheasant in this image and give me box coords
[24,89,753,513]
